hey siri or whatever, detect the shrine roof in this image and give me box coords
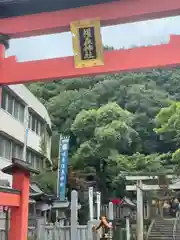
[120,197,136,208]
[0,0,116,18]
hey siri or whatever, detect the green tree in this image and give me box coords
[27,67,179,200]
[154,102,180,149]
[71,102,141,200]
[155,102,180,174]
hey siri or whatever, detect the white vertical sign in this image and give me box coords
[108,201,114,220]
[96,191,101,220]
[89,187,94,221]
[126,217,130,240]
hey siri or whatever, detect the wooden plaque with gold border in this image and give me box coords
[70,18,104,68]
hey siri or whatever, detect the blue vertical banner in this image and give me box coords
[58,135,70,201]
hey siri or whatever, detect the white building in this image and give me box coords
[0,84,52,183]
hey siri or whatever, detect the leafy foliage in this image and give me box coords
[27,68,180,201]
[155,102,180,147]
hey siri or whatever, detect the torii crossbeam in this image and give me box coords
[0,0,180,38]
[0,0,180,85]
[0,35,180,85]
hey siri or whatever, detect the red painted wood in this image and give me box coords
[0,192,20,207]
[9,170,30,240]
[0,45,5,60]
[0,0,180,38]
[1,35,180,85]
[111,199,121,205]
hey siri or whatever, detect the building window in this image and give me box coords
[28,112,44,136]
[4,138,11,159]
[0,136,11,160]
[14,100,19,119]
[31,116,36,132]
[18,104,24,122]
[1,89,7,110]
[38,122,43,136]
[36,157,44,170]
[0,135,23,160]
[1,88,25,123]
[27,151,32,165]
[28,114,32,129]
[12,142,23,159]
[27,150,43,170]
[7,94,13,115]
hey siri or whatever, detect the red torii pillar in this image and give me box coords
[0,158,39,240]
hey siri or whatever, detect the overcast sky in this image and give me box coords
[7,16,180,62]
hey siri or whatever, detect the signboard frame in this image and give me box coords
[57,135,70,201]
[70,18,104,68]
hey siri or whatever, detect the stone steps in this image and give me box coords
[148,219,176,240]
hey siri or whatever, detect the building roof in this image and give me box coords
[31,182,44,194]
[0,0,116,18]
[121,197,136,208]
[29,182,55,200]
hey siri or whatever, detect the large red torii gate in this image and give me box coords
[0,0,180,85]
[0,1,180,240]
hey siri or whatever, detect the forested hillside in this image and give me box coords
[28,68,180,202]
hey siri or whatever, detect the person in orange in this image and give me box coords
[93,216,112,239]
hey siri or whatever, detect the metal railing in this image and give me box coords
[146,219,155,240]
[39,223,88,240]
[173,216,178,240]
[0,224,89,240]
